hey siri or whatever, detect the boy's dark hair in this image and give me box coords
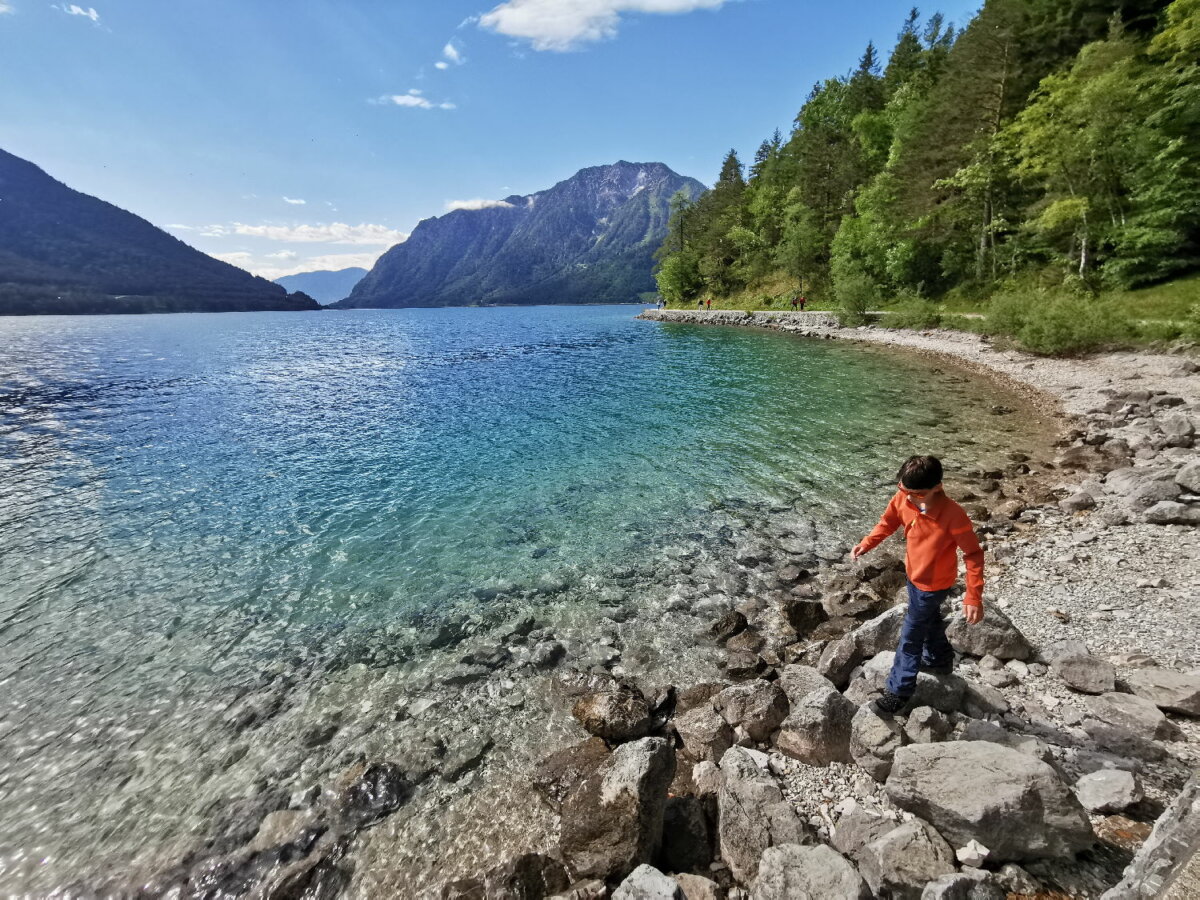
[897,455,943,490]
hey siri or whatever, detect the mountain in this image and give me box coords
[275,267,367,305]
[0,149,319,315]
[334,162,705,309]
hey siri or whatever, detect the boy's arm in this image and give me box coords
[950,509,985,609]
[853,493,903,557]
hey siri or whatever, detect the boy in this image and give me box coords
[851,455,984,717]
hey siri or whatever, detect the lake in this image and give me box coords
[0,305,1054,891]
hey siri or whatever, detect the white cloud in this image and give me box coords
[435,61,449,70]
[57,3,100,21]
[266,250,298,260]
[282,196,306,205]
[478,0,731,51]
[230,222,408,245]
[372,88,456,110]
[443,41,464,64]
[445,198,516,212]
[0,3,14,15]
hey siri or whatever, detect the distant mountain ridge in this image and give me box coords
[0,149,319,315]
[275,267,367,305]
[334,161,705,309]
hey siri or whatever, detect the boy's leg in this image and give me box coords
[920,590,954,669]
[886,583,946,699]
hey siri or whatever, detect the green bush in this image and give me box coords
[984,289,1135,355]
[1183,302,1200,341]
[835,272,877,326]
[1137,320,1184,342]
[984,290,1033,337]
[881,299,943,330]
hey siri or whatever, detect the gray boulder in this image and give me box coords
[772,686,856,766]
[751,843,870,900]
[851,605,907,658]
[674,874,724,900]
[905,707,952,744]
[858,820,957,900]
[1075,769,1143,814]
[1177,459,1200,493]
[1144,501,1200,525]
[958,719,1053,764]
[886,742,1093,862]
[850,705,906,782]
[560,737,676,881]
[777,664,836,705]
[718,747,811,883]
[1048,641,1115,694]
[831,802,897,861]
[674,704,735,764]
[612,865,681,900]
[921,873,1006,900]
[818,635,863,689]
[946,606,1032,661]
[713,681,789,743]
[1117,469,1182,510]
[1085,691,1181,741]
[1060,491,1096,513]
[1126,668,1200,716]
[572,686,652,744]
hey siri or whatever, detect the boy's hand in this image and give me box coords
[851,544,865,560]
[963,604,984,626]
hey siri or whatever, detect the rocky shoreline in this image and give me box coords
[123,309,1198,899]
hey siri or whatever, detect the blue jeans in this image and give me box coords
[886,581,954,699]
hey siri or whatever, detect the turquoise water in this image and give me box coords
[0,306,1051,889]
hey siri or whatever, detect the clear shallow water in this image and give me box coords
[0,306,1053,890]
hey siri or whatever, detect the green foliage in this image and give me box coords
[1183,301,1200,341]
[985,288,1135,354]
[655,251,704,304]
[835,271,878,326]
[881,298,944,329]
[652,0,1198,327]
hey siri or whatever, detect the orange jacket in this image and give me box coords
[858,489,984,607]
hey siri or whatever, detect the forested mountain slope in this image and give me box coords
[655,0,1199,312]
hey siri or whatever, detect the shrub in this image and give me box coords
[835,272,877,326]
[881,299,943,330]
[1183,302,1200,342]
[1137,320,1184,343]
[1016,295,1134,355]
[985,289,1134,355]
[984,290,1033,337]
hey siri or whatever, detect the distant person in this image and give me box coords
[791,295,799,310]
[697,299,704,310]
[799,295,808,311]
[850,455,984,717]
[706,298,712,310]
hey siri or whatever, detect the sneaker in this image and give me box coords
[923,659,955,676]
[870,691,907,718]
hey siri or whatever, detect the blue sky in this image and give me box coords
[0,0,982,279]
